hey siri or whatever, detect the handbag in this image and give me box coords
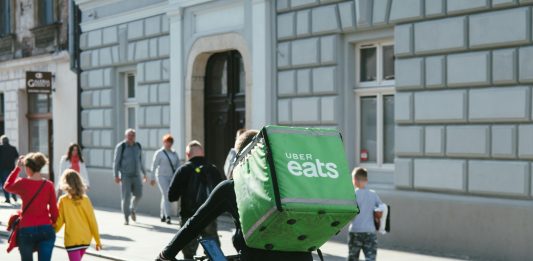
[7,180,47,243]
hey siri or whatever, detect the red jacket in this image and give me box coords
[4,167,58,252]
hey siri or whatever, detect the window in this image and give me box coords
[0,0,12,36]
[355,41,395,168]
[27,93,52,176]
[357,42,395,87]
[38,0,55,26]
[124,73,137,129]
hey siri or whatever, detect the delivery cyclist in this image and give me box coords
[156,130,313,261]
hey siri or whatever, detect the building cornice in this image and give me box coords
[79,2,169,32]
[74,0,122,12]
[166,0,214,17]
[0,51,70,72]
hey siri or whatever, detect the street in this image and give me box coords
[0,202,464,261]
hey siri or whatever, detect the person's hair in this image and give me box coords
[235,130,259,153]
[1,135,8,144]
[186,140,203,153]
[60,169,86,200]
[66,143,84,162]
[235,128,247,139]
[24,152,49,173]
[125,128,136,136]
[162,134,174,144]
[352,167,368,181]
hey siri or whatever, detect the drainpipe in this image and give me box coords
[68,0,82,145]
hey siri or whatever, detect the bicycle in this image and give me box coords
[177,254,240,261]
[176,238,241,261]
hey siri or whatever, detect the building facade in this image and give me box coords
[75,0,533,260]
[0,0,77,178]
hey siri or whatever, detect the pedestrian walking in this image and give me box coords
[0,135,20,203]
[167,140,224,259]
[4,153,58,261]
[56,143,90,195]
[151,134,180,224]
[112,129,155,225]
[55,169,102,261]
[347,168,383,261]
[223,128,246,179]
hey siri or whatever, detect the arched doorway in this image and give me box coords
[204,51,245,173]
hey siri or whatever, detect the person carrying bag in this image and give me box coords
[7,180,46,252]
[3,153,58,261]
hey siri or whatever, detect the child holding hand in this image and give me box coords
[55,169,102,261]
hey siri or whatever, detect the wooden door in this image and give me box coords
[204,51,245,174]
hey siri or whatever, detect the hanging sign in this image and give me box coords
[26,71,52,94]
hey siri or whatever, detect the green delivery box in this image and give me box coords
[233,126,358,252]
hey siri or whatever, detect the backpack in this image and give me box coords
[186,164,215,213]
[233,126,359,252]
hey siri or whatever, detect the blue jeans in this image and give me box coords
[0,169,17,202]
[17,225,56,261]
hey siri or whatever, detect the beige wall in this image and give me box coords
[51,59,78,175]
[0,51,77,176]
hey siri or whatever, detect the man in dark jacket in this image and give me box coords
[167,140,224,259]
[157,131,313,261]
[0,135,19,203]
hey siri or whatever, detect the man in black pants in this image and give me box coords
[0,135,19,203]
[156,131,312,261]
[167,140,225,259]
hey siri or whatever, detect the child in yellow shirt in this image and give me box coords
[55,169,102,261]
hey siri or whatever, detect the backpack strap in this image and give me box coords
[316,249,324,261]
[22,180,47,215]
[119,142,143,167]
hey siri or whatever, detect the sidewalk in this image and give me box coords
[0,202,465,260]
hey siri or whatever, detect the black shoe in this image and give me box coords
[131,210,137,222]
[161,216,166,222]
[166,217,171,224]
[155,253,178,261]
[3,200,11,204]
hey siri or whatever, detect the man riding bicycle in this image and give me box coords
[156,130,313,261]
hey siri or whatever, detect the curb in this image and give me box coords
[0,225,126,261]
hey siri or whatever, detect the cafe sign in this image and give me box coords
[26,71,52,94]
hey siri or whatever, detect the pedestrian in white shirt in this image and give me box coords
[56,143,90,195]
[151,134,180,224]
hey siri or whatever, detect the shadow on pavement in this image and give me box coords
[100,245,127,251]
[130,222,179,234]
[313,253,345,261]
[100,233,134,242]
[0,203,18,209]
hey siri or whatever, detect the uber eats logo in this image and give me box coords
[285,153,339,179]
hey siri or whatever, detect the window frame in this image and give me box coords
[124,72,138,130]
[35,0,56,26]
[355,89,395,171]
[354,39,395,171]
[0,0,14,36]
[355,40,395,88]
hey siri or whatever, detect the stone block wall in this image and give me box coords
[276,0,403,128]
[276,0,350,127]
[79,14,170,170]
[277,0,533,199]
[394,1,533,198]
